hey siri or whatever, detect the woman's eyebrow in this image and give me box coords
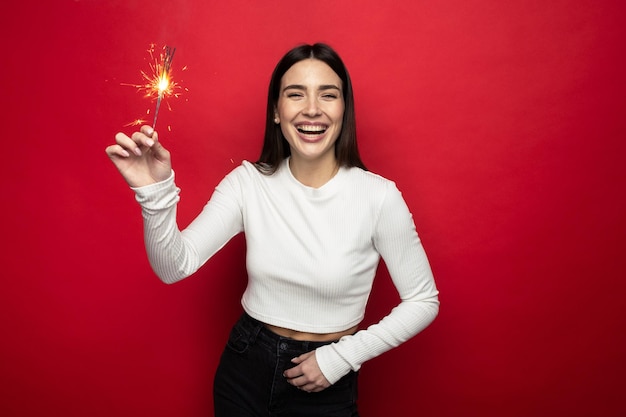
[319,84,341,92]
[283,84,306,92]
[283,84,341,92]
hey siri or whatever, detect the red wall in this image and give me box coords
[2,1,625,416]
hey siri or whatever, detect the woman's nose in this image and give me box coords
[302,97,322,117]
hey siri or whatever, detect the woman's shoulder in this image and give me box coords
[218,160,286,190]
[222,160,264,181]
[344,166,397,192]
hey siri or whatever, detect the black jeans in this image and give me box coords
[214,313,359,417]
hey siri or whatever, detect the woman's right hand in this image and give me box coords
[105,125,172,188]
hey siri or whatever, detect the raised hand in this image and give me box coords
[105,125,172,188]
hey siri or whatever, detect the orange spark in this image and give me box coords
[124,119,147,127]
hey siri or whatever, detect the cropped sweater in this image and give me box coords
[132,158,439,384]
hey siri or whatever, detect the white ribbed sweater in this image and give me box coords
[132,158,439,384]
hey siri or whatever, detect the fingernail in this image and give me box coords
[146,127,154,136]
[134,147,142,156]
[146,139,154,146]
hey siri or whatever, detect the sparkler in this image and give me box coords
[151,45,175,129]
[122,44,182,129]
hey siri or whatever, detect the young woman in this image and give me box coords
[106,43,439,417]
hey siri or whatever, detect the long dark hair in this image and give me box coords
[255,43,366,174]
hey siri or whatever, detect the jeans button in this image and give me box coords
[279,342,288,350]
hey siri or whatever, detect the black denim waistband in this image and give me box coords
[238,312,336,353]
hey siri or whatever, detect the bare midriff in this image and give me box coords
[264,323,358,342]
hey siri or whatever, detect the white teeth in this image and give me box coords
[297,125,326,133]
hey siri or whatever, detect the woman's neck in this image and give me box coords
[288,155,339,188]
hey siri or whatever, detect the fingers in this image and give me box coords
[107,125,163,159]
[140,124,155,137]
[105,143,130,158]
[288,375,321,393]
[283,352,330,393]
[290,350,313,364]
[290,377,327,393]
[145,130,171,162]
[130,129,155,156]
[282,352,311,379]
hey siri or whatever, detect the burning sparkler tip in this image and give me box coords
[123,43,183,130]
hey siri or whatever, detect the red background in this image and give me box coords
[2,1,625,416]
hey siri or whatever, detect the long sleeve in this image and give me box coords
[132,170,243,284]
[315,183,439,384]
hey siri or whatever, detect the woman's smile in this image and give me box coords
[295,122,329,141]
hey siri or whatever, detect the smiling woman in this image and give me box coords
[105,43,439,417]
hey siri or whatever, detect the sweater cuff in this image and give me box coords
[131,170,178,210]
[315,340,357,385]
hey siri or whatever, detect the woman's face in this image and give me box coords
[276,59,344,165]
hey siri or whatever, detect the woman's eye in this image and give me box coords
[287,92,303,98]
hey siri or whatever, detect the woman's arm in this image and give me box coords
[132,166,245,284]
[315,183,439,384]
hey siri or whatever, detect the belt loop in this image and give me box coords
[250,320,262,345]
[244,312,263,345]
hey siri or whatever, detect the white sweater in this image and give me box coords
[133,158,439,384]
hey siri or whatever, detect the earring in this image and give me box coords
[274,116,280,124]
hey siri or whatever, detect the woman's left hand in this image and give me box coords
[283,351,331,393]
